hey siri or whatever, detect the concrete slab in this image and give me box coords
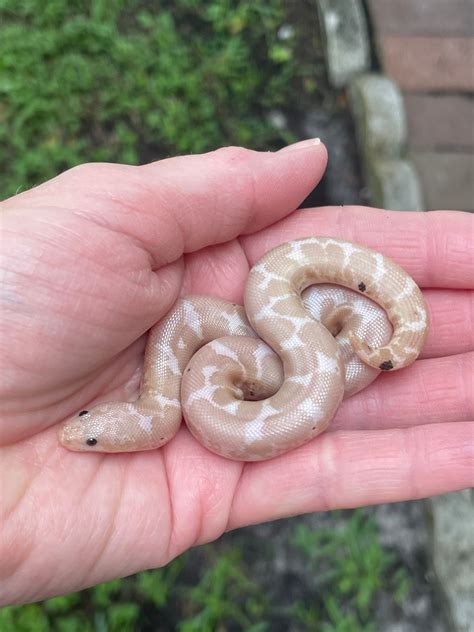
[317,0,370,88]
[349,73,407,158]
[367,157,424,211]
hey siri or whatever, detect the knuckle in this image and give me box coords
[211,145,254,167]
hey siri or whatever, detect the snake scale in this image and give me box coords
[59,237,429,461]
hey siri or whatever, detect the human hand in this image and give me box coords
[1,142,472,605]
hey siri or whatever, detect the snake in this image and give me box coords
[59,237,429,461]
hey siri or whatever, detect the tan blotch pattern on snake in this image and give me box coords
[59,237,429,461]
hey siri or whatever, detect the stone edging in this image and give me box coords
[316,0,424,211]
[316,4,474,632]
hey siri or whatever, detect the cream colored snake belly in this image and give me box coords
[59,237,429,461]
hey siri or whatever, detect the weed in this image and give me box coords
[291,509,411,629]
[178,547,269,631]
[1,510,411,631]
[136,555,187,609]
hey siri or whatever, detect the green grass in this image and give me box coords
[291,511,410,630]
[0,0,314,199]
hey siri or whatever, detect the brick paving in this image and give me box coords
[367,0,474,211]
[382,37,474,91]
[403,95,474,150]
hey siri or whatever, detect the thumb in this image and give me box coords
[3,141,327,269]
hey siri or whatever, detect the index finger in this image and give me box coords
[241,206,473,289]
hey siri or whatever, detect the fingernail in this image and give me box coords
[278,138,321,153]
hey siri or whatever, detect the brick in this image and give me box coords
[404,95,474,150]
[412,152,474,211]
[368,0,474,37]
[381,37,474,91]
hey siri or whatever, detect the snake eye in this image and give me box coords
[78,410,89,417]
[86,437,98,446]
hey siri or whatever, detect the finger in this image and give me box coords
[182,240,250,301]
[331,351,473,431]
[242,206,474,289]
[422,290,473,358]
[182,250,474,359]
[228,421,474,529]
[0,143,326,426]
[2,143,327,269]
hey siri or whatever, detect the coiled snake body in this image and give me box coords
[59,237,429,461]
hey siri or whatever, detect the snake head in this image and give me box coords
[58,402,142,452]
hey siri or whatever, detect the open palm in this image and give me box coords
[1,142,472,605]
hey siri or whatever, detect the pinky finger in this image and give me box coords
[228,421,474,529]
